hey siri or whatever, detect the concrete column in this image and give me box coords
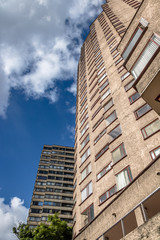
[134,206,145,227]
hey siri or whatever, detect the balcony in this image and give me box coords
[136,69,160,116]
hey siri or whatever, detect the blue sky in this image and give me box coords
[0,0,104,239]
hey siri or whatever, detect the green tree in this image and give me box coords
[13,213,72,240]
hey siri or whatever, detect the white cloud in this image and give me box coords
[0,0,104,117]
[0,197,29,240]
[68,106,76,114]
[67,124,75,140]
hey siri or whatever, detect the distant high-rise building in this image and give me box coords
[73,0,160,239]
[27,145,74,228]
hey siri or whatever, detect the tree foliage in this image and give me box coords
[13,213,72,240]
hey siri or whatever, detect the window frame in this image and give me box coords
[108,124,122,143]
[122,22,147,63]
[80,162,92,182]
[124,79,135,92]
[81,203,94,224]
[81,181,92,203]
[111,142,127,164]
[150,145,160,160]
[141,118,160,139]
[134,103,152,119]
[97,162,112,181]
[131,33,160,87]
[103,98,114,113]
[99,185,116,205]
[128,91,140,104]
[95,143,109,161]
[116,165,133,191]
[105,110,117,127]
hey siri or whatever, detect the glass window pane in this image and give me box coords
[106,111,117,126]
[101,89,111,100]
[104,99,113,112]
[132,35,160,79]
[100,193,106,203]
[144,119,160,138]
[135,104,151,118]
[112,143,126,163]
[108,125,121,141]
[123,27,143,59]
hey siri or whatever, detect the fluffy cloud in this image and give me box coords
[67,124,75,140]
[0,0,104,118]
[0,197,29,240]
[68,106,76,114]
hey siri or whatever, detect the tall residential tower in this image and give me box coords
[73,0,160,239]
[27,145,74,228]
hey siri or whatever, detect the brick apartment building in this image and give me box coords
[73,0,160,239]
[27,145,74,228]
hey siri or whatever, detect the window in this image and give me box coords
[122,22,147,60]
[81,134,90,149]
[45,194,62,199]
[116,166,132,191]
[37,176,47,180]
[39,165,49,169]
[35,188,45,192]
[36,181,46,186]
[97,66,105,75]
[96,61,104,69]
[134,103,152,119]
[118,65,124,73]
[97,162,112,180]
[108,124,122,142]
[150,146,160,160]
[32,201,43,206]
[81,148,90,164]
[131,34,160,79]
[33,194,44,199]
[101,88,111,100]
[29,217,41,221]
[81,163,91,181]
[44,201,61,206]
[95,51,101,58]
[99,80,109,91]
[124,79,135,91]
[106,110,117,126]
[31,208,41,213]
[80,104,88,117]
[95,144,109,161]
[113,52,120,59]
[94,129,106,144]
[41,216,48,221]
[141,119,160,139]
[92,106,102,119]
[81,97,87,108]
[80,113,88,126]
[112,143,126,163]
[98,73,107,83]
[104,99,113,112]
[81,123,89,136]
[99,185,116,204]
[93,116,104,131]
[121,72,130,81]
[81,182,92,202]
[82,204,94,225]
[115,57,123,65]
[43,208,50,213]
[38,170,48,174]
[129,92,140,104]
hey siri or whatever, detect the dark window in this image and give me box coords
[129,92,140,104]
[134,103,152,119]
